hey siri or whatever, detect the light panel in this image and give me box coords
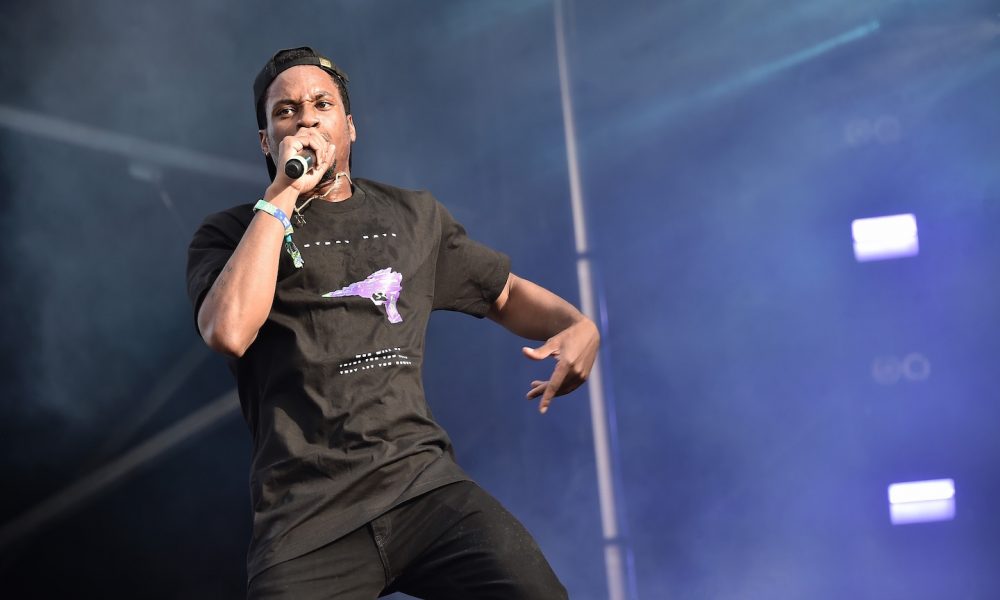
[888,479,956,525]
[852,213,919,262]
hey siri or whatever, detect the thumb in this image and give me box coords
[522,341,557,361]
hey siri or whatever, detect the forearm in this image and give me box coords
[197,186,299,357]
[488,273,590,341]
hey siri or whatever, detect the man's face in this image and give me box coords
[258,65,356,179]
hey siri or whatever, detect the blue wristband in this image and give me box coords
[253,199,294,236]
[253,199,304,269]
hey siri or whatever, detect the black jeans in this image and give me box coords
[247,481,568,599]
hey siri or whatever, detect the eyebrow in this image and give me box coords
[271,90,336,108]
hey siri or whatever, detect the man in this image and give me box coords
[187,46,599,599]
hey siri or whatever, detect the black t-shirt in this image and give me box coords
[186,178,510,580]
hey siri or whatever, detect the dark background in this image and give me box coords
[1,1,998,598]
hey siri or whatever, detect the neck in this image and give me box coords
[305,171,353,202]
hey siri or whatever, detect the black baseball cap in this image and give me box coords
[253,46,350,180]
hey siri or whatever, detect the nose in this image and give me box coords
[297,103,320,128]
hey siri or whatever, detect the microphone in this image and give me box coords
[284,150,315,179]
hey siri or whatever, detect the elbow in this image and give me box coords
[198,308,256,358]
[204,327,254,358]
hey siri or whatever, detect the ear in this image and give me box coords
[347,115,357,143]
[259,130,270,156]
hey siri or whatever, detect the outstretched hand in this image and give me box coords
[522,318,600,414]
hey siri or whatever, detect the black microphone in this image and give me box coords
[284,150,315,179]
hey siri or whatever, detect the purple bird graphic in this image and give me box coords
[322,268,403,323]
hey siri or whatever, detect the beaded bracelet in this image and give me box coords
[253,199,304,269]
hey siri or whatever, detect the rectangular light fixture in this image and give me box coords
[852,213,919,262]
[888,478,955,525]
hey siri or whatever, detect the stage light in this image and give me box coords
[852,213,919,262]
[888,479,955,525]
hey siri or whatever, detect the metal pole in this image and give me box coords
[553,1,637,598]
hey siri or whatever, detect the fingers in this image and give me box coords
[520,320,601,415]
[281,131,333,168]
[521,337,570,413]
[526,363,586,413]
[294,131,333,170]
[526,380,547,400]
[273,131,335,193]
[522,340,558,361]
[539,362,571,414]
[303,130,334,171]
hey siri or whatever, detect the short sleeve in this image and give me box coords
[432,201,511,317]
[186,206,253,333]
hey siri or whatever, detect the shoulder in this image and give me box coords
[203,203,255,229]
[356,177,438,209]
[205,203,256,227]
[191,203,255,246]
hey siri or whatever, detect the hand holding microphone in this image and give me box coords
[275,130,334,191]
[284,149,315,179]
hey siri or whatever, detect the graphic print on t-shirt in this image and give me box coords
[337,346,413,375]
[322,267,404,323]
